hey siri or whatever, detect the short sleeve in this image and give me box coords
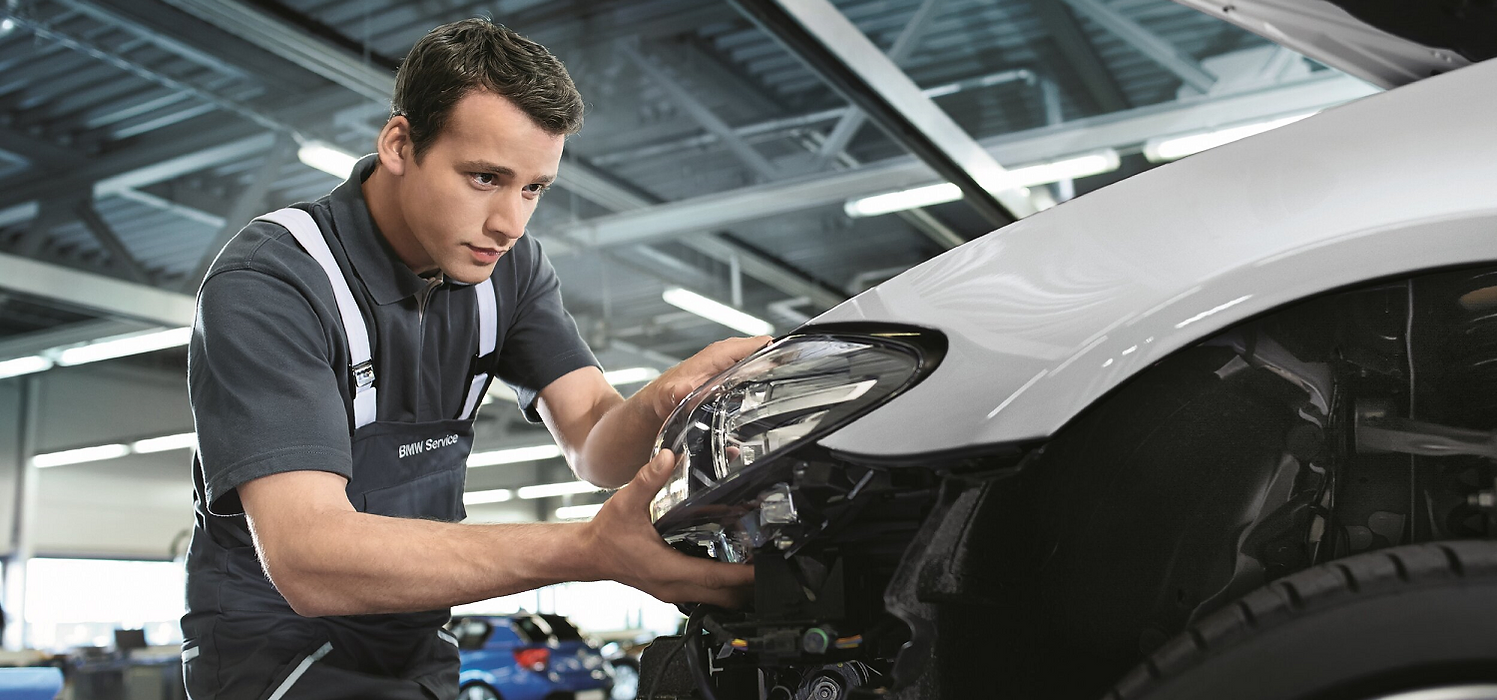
[189,268,354,515]
[493,238,600,422]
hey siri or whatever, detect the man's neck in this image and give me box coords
[362,165,435,274]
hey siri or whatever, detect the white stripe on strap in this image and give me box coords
[436,629,459,647]
[257,208,378,429]
[265,642,333,700]
[460,278,497,420]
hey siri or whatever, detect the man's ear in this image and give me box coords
[376,115,413,176]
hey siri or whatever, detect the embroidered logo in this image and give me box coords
[399,434,461,459]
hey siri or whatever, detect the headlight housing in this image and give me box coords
[649,325,945,531]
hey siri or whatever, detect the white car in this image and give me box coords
[642,2,1497,699]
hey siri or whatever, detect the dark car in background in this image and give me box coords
[446,613,613,700]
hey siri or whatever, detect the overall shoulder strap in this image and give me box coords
[256,208,378,430]
[459,278,497,420]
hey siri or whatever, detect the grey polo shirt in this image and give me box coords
[187,155,597,519]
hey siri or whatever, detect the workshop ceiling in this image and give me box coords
[0,0,1366,427]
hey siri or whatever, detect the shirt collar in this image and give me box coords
[328,154,431,305]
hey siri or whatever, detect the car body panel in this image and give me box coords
[1171,0,1492,89]
[814,57,1497,458]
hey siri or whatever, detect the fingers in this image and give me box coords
[712,336,772,361]
[689,584,754,610]
[617,450,679,505]
[655,561,756,609]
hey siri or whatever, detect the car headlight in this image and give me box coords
[649,325,945,529]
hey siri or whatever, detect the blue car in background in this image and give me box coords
[447,613,614,700]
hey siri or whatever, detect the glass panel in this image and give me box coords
[23,558,186,652]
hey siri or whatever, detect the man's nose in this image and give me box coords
[486,195,527,243]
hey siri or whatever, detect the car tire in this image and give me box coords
[460,682,501,700]
[610,658,641,700]
[1106,540,1497,700]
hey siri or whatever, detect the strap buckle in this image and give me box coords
[469,350,500,378]
[351,360,376,390]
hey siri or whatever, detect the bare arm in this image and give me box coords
[538,336,771,488]
[240,451,751,617]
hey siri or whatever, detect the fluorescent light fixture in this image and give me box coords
[845,149,1122,218]
[844,183,963,218]
[1006,149,1121,187]
[603,367,661,386]
[555,503,604,520]
[0,355,53,380]
[662,288,774,337]
[132,432,197,454]
[1145,113,1318,162]
[33,444,130,468]
[55,327,192,366]
[468,444,563,467]
[517,480,600,500]
[298,141,358,179]
[463,488,514,505]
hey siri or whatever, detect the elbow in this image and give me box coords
[281,587,337,618]
[273,570,345,618]
[259,547,341,618]
[570,457,629,490]
[566,449,624,490]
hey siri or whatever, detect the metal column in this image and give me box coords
[4,375,43,650]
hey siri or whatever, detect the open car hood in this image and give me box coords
[1173,0,1496,88]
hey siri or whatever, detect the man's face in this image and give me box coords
[395,90,565,284]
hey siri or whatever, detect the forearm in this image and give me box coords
[546,337,769,488]
[572,388,667,488]
[260,510,594,617]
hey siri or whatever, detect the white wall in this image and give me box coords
[1,364,195,560]
[3,361,594,558]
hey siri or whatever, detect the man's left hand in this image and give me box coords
[647,336,771,421]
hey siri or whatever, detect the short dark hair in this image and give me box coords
[392,18,584,157]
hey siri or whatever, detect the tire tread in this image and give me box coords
[1108,540,1497,700]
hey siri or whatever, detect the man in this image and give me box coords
[182,18,763,700]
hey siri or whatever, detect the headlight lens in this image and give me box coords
[649,330,936,525]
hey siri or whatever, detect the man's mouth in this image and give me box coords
[465,243,504,263]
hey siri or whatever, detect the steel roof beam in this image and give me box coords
[558,158,845,309]
[75,200,151,283]
[811,0,944,171]
[159,0,394,104]
[727,0,1033,228]
[0,252,195,328]
[105,0,809,315]
[0,125,85,169]
[1025,0,1130,114]
[3,13,298,139]
[0,86,356,213]
[182,135,296,290]
[588,68,1041,167]
[51,0,254,82]
[548,71,1374,249]
[0,319,151,361]
[618,42,781,182]
[1060,0,1216,92]
[511,2,739,54]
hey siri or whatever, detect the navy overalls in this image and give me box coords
[182,208,499,700]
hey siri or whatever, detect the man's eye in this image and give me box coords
[524,183,549,196]
[472,173,496,186]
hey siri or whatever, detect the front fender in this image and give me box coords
[812,57,1497,458]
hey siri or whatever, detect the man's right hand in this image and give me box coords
[581,450,754,608]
